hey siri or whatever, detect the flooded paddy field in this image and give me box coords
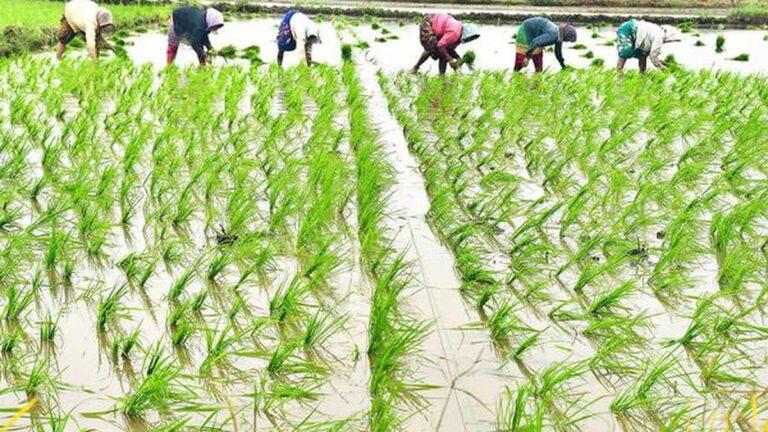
[120,18,768,74]
[3,12,768,432]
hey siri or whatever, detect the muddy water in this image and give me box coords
[355,54,516,431]
[0,64,374,431]
[122,19,767,75]
[259,0,729,19]
[125,19,341,68]
[357,23,768,75]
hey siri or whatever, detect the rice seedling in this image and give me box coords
[97,283,128,331]
[269,275,308,323]
[716,35,726,52]
[610,357,675,415]
[21,357,55,397]
[588,282,634,316]
[3,285,34,322]
[241,45,263,65]
[216,45,237,59]
[119,345,188,417]
[497,385,543,431]
[341,44,353,62]
[201,324,240,372]
[169,267,196,302]
[171,320,194,347]
[191,290,208,313]
[111,327,141,359]
[1,327,21,354]
[39,313,58,343]
[302,310,348,349]
[206,249,231,282]
[2,44,767,431]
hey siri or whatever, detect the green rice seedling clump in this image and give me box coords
[716,35,726,52]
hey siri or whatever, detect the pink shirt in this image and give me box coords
[431,13,462,61]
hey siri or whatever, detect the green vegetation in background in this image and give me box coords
[729,2,768,21]
[0,0,169,28]
[0,0,169,57]
[321,0,750,8]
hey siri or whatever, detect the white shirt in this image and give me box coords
[289,12,319,47]
[64,0,104,58]
[634,20,666,67]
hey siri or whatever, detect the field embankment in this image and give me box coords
[216,0,768,27]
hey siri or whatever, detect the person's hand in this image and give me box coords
[409,67,419,75]
[520,58,529,68]
[449,59,459,70]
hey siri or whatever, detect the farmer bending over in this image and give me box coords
[616,20,681,74]
[56,0,115,60]
[277,10,322,67]
[411,13,480,75]
[515,17,576,72]
[167,6,224,66]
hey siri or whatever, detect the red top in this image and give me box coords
[431,13,462,61]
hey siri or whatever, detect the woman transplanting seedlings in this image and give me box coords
[411,13,480,75]
[56,0,116,60]
[514,17,577,72]
[277,10,322,67]
[166,6,225,66]
[616,19,682,74]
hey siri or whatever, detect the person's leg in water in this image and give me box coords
[514,52,527,71]
[638,55,648,74]
[166,19,179,65]
[532,51,543,72]
[56,15,77,60]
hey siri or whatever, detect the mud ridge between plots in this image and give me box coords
[353,55,515,431]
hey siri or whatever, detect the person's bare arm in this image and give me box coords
[447,46,460,70]
[639,56,648,74]
[554,42,566,69]
[192,44,208,65]
[85,22,98,58]
[305,41,314,65]
[277,49,285,66]
[411,50,431,73]
[648,37,665,70]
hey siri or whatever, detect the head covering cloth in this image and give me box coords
[558,24,577,43]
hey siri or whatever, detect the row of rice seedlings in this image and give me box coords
[342,59,431,430]
[382,68,768,428]
[380,72,560,354]
[0,58,365,429]
[379,72,619,430]
[492,71,760,426]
